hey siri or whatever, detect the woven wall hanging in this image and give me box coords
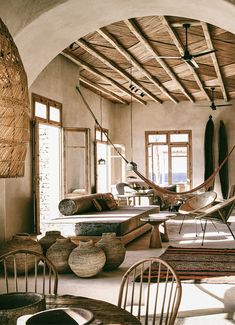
[0,18,30,177]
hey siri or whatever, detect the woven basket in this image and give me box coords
[0,18,29,177]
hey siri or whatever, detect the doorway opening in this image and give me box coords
[32,94,62,234]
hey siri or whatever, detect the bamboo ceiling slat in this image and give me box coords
[225,77,235,88]
[143,64,172,83]
[136,18,172,41]
[85,31,113,47]
[80,80,124,104]
[105,22,139,49]
[128,42,159,65]
[222,63,235,77]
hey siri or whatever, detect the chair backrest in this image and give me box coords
[199,195,235,222]
[118,257,182,325]
[0,249,58,294]
[116,182,130,195]
[179,191,217,214]
[228,184,235,199]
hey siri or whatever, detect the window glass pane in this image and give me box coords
[35,102,47,119]
[170,133,189,142]
[171,147,187,183]
[49,106,60,122]
[148,134,166,143]
[96,130,101,141]
[152,145,168,185]
[102,131,108,142]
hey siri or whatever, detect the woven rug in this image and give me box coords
[137,246,235,284]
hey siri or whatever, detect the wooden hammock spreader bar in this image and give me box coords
[76,86,235,199]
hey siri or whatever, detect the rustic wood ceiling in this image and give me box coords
[62,15,235,106]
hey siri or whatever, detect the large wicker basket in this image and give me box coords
[0,18,30,177]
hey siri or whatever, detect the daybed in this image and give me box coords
[46,193,160,245]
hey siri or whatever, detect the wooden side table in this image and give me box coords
[141,212,176,248]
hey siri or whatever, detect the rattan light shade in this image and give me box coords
[0,18,30,177]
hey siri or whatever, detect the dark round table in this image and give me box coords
[45,294,141,324]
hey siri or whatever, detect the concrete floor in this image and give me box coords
[57,214,235,324]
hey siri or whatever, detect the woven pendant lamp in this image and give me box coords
[0,18,30,177]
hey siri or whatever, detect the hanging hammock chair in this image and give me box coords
[76,86,235,205]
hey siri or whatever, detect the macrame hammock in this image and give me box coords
[76,86,235,205]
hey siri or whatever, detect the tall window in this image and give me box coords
[145,130,192,190]
[32,93,62,233]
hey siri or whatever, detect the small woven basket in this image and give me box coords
[0,18,30,177]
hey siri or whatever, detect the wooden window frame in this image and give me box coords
[32,93,62,126]
[145,130,192,188]
[63,127,91,195]
[95,126,109,143]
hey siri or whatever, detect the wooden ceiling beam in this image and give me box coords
[125,18,194,103]
[98,27,178,104]
[79,76,128,104]
[159,16,211,101]
[201,21,228,102]
[62,50,146,105]
[76,38,162,103]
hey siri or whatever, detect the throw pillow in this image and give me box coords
[95,198,109,211]
[102,193,118,210]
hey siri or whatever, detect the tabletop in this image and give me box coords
[45,294,141,325]
[148,212,177,220]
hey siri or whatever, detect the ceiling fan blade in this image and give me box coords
[192,49,217,58]
[186,59,199,69]
[215,103,232,108]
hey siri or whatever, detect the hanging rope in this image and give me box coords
[76,86,235,201]
[76,86,128,164]
[130,65,134,162]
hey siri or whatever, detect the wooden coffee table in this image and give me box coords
[141,212,176,248]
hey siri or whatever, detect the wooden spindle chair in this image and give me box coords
[0,249,58,294]
[118,257,182,325]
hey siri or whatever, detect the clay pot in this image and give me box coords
[46,238,76,273]
[96,233,126,270]
[68,240,106,278]
[0,233,42,273]
[39,231,65,254]
[0,292,46,325]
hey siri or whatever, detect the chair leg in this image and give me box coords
[226,223,235,240]
[202,219,207,246]
[211,220,219,233]
[179,215,186,234]
[200,220,204,231]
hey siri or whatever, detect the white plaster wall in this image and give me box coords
[112,101,235,198]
